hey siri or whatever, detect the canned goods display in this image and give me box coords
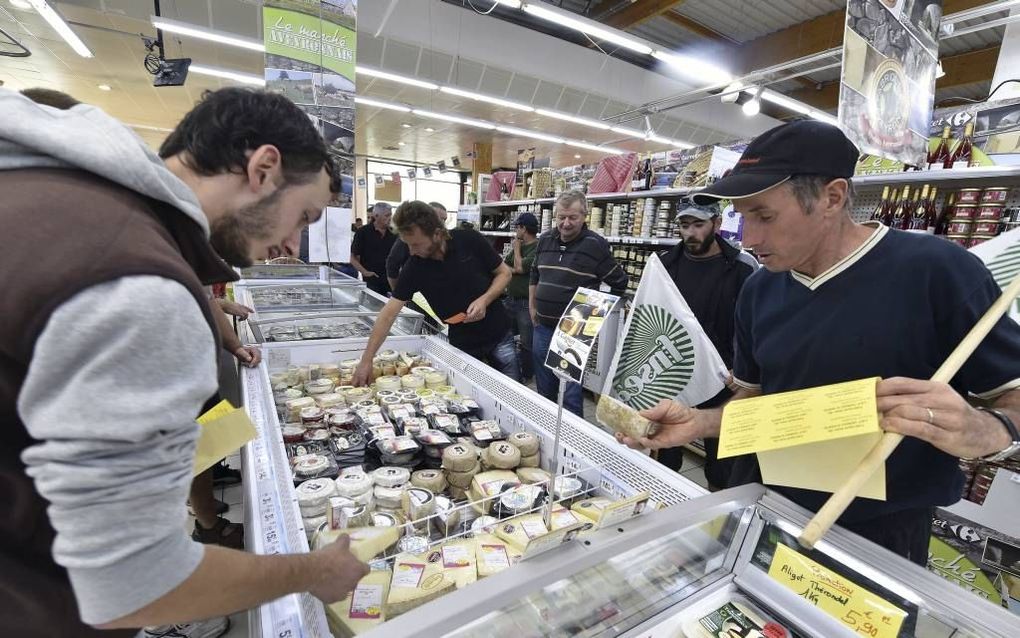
[969,235,995,247]
[980,187,1009,203]
[957,188,982,204]
[972,221,1000,235]
[946,234,970,247]
[975,204,1004,221]
[950,204,977,220]
[946,220,973,235]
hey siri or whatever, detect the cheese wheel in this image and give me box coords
[373,466,411,488]
[410,366,435,378]
[442,442,478,472]
[411,469,448,493]
[519,453,540,468]
[508,431,540,456]
[335,471,374,497]
[401,487,436,522]
[446,462,481,489]
[300,501,327,518]
[486,441,521,470]
[296,477,337,507]
[350,490,375,509]
[293,454,330,476]
[303,514,327,534]
[449,485,468,501]
[374,484,407,509]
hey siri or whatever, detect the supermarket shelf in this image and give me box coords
[853,165,1020,188]
[479,187,701,209]
[480,229,681,245]
[480,197,555,207]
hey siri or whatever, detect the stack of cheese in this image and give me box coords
[441,441,480,501]
[295,477,337,541]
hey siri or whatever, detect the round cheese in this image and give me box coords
[335,471,374,497]
[446,462,481,489]
[516,467,552,485]
[372,466,411,488]
[401,487,436,521]
[300,501,327,518]
[442,442,478,472]
[411,469,448,493]
[519,453,541,468]
[508,431,540,456]
[374,483,407,508]
[296,477,337,507]
[292,454,329,476]
[486,441,521,469]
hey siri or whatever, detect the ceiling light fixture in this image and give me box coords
[522,3,653,55]
[646,134,695,150]
[494,0,522,7]
[496,125,566,144]
[412,109,497,129]
[398,141,406,146]
[357,66,439,90]
[401,122,412,128]
[10,0,32,9]
[189,64,266,86]
[652,50,732,85]
[810,110,839,126]
[566,140,624,155]
[610,126,647,139]
[440,86,535,112]
[535,109,611,129]
[151,16,265,52]
[741,86,762,117]
[97,83,112,91]
[574,154,581,159]
[758,89,811,114]
[935,61,946,79]
[424,127,435,132]
[30,0,93,57]
[354,96,412,112]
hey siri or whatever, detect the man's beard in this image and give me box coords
[685,234,714,256]
[209,189,284,267]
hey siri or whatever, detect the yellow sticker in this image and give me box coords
[719,377,881,458]
[192,401,257,476]
[768,542,907,638]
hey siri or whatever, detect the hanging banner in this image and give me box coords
[969,227,1020,323]
[263,0,357,212]
[604,254,729,410]
[838,0,942,167]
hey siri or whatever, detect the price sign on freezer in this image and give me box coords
[768,543,907,638]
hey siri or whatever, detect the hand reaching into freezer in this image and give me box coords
[307,535,370,603]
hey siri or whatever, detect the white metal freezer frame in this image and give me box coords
[239,334,706,638]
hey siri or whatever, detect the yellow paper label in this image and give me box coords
[193,401,257,476]
[768,543,907,638]
[719,377,881,458]
[197,399,235,424]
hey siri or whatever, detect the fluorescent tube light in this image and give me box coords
[523,3,653,55]
[610,126,647,139]
[151,16,265,52]
[440,86,534,111]
[354,96,412,112]
[31,0,93,57]
[566,141,624,155]
[190,64,266,86]
[810,110,839,126]
[759,89,812,115]
[412,109,497,129]
[357,67,439,90]
[536,109,611,130]
[496,126,565,143]
[652,50,732,85]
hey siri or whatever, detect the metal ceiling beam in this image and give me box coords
[602,0,685,29]
[659,10,738,45]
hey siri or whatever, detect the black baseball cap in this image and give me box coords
[515,212,539,232]
[691,120,859,206]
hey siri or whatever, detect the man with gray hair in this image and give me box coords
[529,190,628,416]
[350,201,396,296]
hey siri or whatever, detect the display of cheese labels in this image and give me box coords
[266,349,650,633]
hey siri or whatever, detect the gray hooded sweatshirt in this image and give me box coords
[1,88,217,625]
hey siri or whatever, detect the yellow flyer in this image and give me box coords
[718,377,881,458]
[192,400,257,476]
[768,542,908,638]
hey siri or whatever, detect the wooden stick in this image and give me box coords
[798,270,1020,549]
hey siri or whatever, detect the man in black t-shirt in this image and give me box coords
[353,201,520,384]
[656,202,757,488]
[350,202,396,296]
[619,121,1020,565]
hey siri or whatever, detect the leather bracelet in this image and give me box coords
[975,407,1020,462]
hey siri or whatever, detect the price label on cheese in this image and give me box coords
[392,563,425,589]
[479,544,510,570]
[349,583,384,619]
[441,545,472,568]
[768,543,907,638]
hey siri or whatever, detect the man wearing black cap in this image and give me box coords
[656,201,758,489]
[619,120,1020,564]
[504,212,540,380]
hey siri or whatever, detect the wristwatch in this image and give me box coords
[976,407,1020,462]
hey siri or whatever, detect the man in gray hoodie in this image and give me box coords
[0,87,368,636]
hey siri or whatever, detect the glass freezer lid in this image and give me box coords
[246,283,363,312]
[248,312,419,342]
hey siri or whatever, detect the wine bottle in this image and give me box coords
[928,125,952,170]
[924,186,939,234]
[872,186,890,221]
[945,122,975,169]
[891,185,912,230]
[907,185,930,232]
[935,192,956,235]
[882,187,899,227]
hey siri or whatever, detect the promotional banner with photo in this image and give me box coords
[605,254,729,410]
[544,288,622,383]
[263,0,357,205]
[839,0,942,167]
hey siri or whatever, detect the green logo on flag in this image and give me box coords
[612,304,695,409]
[987,240,1020,316]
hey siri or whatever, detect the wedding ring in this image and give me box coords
[926,407,935,424]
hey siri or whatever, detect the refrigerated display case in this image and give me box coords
[247,311,424,343]
[240,334,705,638]
[372,485,1020,638]
[237,263,361,285]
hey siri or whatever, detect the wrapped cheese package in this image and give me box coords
[595,394,658,439]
